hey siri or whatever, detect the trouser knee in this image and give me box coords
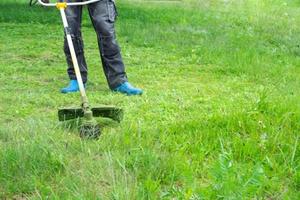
[64,35,84,56]
[99,35,120,57]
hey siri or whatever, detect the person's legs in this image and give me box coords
[61,2,88,93]
[88,0,142,95]
[88,0,126,89]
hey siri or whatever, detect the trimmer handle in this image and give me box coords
[38,0,101,7]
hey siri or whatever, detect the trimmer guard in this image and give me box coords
[58,106,123,122]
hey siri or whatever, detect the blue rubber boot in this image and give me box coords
[113,82,143,96]
[61,80,84,94]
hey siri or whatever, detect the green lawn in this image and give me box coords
[0,0,299,199]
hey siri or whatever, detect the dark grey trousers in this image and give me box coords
[64,0,127,89]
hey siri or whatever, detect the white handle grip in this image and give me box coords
[38,0,101,7]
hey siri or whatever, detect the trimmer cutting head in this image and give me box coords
[58,105,123,122]
[58,105,123,139]
[79,117,101,139]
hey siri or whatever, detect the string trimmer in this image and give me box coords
[38,0,123,139]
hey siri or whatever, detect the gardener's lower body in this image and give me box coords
[61,0,143,95]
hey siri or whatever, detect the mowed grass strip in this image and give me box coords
[0,0,299,199]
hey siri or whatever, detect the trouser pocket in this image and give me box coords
[107,0,118,22]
